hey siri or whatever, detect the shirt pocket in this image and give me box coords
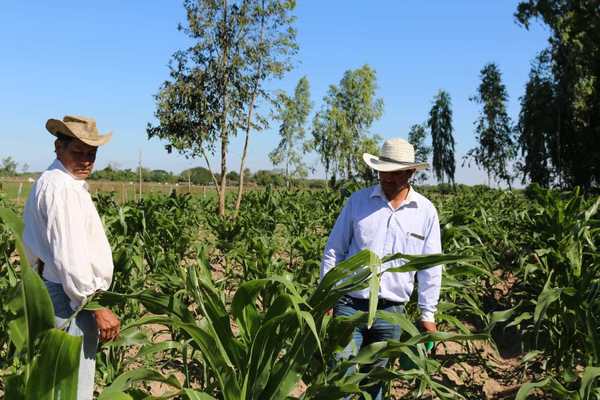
[404,231,426,255]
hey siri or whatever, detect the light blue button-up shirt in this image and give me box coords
[321,185,442,321]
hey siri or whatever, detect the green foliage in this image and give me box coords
[0,156,18,177]
[269,76,312,186]
[0,208,82,400]
[3,183,600,398]
[517,51,557,187]
[466,62,517,188]
[309,64,383,182]
[408,123,431,184]
[428,90,456,185]
[516,0,600,190]
[147,0,298,215]
[90,165,138,182]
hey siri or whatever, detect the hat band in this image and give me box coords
[378,156,416,165]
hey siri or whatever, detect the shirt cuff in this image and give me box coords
[420,310,435,322]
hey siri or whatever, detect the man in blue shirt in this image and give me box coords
[321,138,442,399]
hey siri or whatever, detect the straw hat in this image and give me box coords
[46,115,112,147]
[363,138,429,172]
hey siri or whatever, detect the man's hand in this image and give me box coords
[93,308,120,342]
[419,320,437,333]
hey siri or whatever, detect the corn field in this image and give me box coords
[1,184,599,399]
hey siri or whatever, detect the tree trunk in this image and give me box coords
[218,0,229,216]
[234,2,265,216]
[201,148,221,197]
[234,112,253,215]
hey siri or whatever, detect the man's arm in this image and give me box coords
[416,208,442,332]
[320,199,354,281]
[45,186,120,340]
[45,185,101,309]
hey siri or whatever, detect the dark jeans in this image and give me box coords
[334,295,405,400]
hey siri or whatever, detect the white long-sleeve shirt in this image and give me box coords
[23,159,114,310]
[321,185,442,322]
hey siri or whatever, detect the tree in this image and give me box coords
[428,90,455,185]
[516,52,557,187]
[0,157,18,177]
[148,169,175,183]
[254,169,285,186]
[309,65,384,182]
[226,170,240,183]
[465,63,517,188]
[516,0,600,190]
[407,124,431,184]
[180,167,214,185]
[147,0,297,215]
[269,76,312,187]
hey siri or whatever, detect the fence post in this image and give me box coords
[17,182,23,204]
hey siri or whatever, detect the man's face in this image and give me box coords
[378,169,414,197]
[55,138,98,179]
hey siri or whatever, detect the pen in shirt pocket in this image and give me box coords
[408,232,425,240]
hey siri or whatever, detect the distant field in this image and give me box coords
[0,179,223,205]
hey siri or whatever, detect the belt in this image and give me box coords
[346,295,404,309]
[36,260,45,276]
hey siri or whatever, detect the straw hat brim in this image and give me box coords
[46,119,112,147]
[362,153,429,172]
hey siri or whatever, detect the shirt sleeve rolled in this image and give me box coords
[45,186,99,309]
[417,208,442,322]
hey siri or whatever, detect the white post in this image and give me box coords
[17,182,23,204]
[138,148,143,201]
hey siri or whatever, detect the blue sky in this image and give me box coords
[0,1,550,184]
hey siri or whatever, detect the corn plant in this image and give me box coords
[0,208,82,400]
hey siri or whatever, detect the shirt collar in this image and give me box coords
[49,159,90,190]
[370,184,418,207]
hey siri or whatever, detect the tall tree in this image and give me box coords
[269,76,312,187]
[408,124,431,184]
[517,52,557,187]
[516,0,600,190]
[147,0,297,215]
[233,0,298,213]
[466,63,517,188]
[428,90,455,185]
[309,65,384,182]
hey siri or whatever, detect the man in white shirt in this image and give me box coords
[23,115,120,400]
[321,138,442,399]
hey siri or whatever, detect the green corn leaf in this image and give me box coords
[98,368,182,400]
[515,377,578,400]
[181,389,219,400]
[0,208,55,363]
[136,340,182,358]
[367,262,380,329]
[383,253,479,273]
[533,275,562,338]
[505,312,532,328]
[580,366,600,400]
[25,329,82,400]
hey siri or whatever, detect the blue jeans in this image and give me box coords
[334,295,404,400]
[44,280,98,400]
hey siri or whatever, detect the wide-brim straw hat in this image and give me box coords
[46,115,112,147]
[363,138,429,172]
